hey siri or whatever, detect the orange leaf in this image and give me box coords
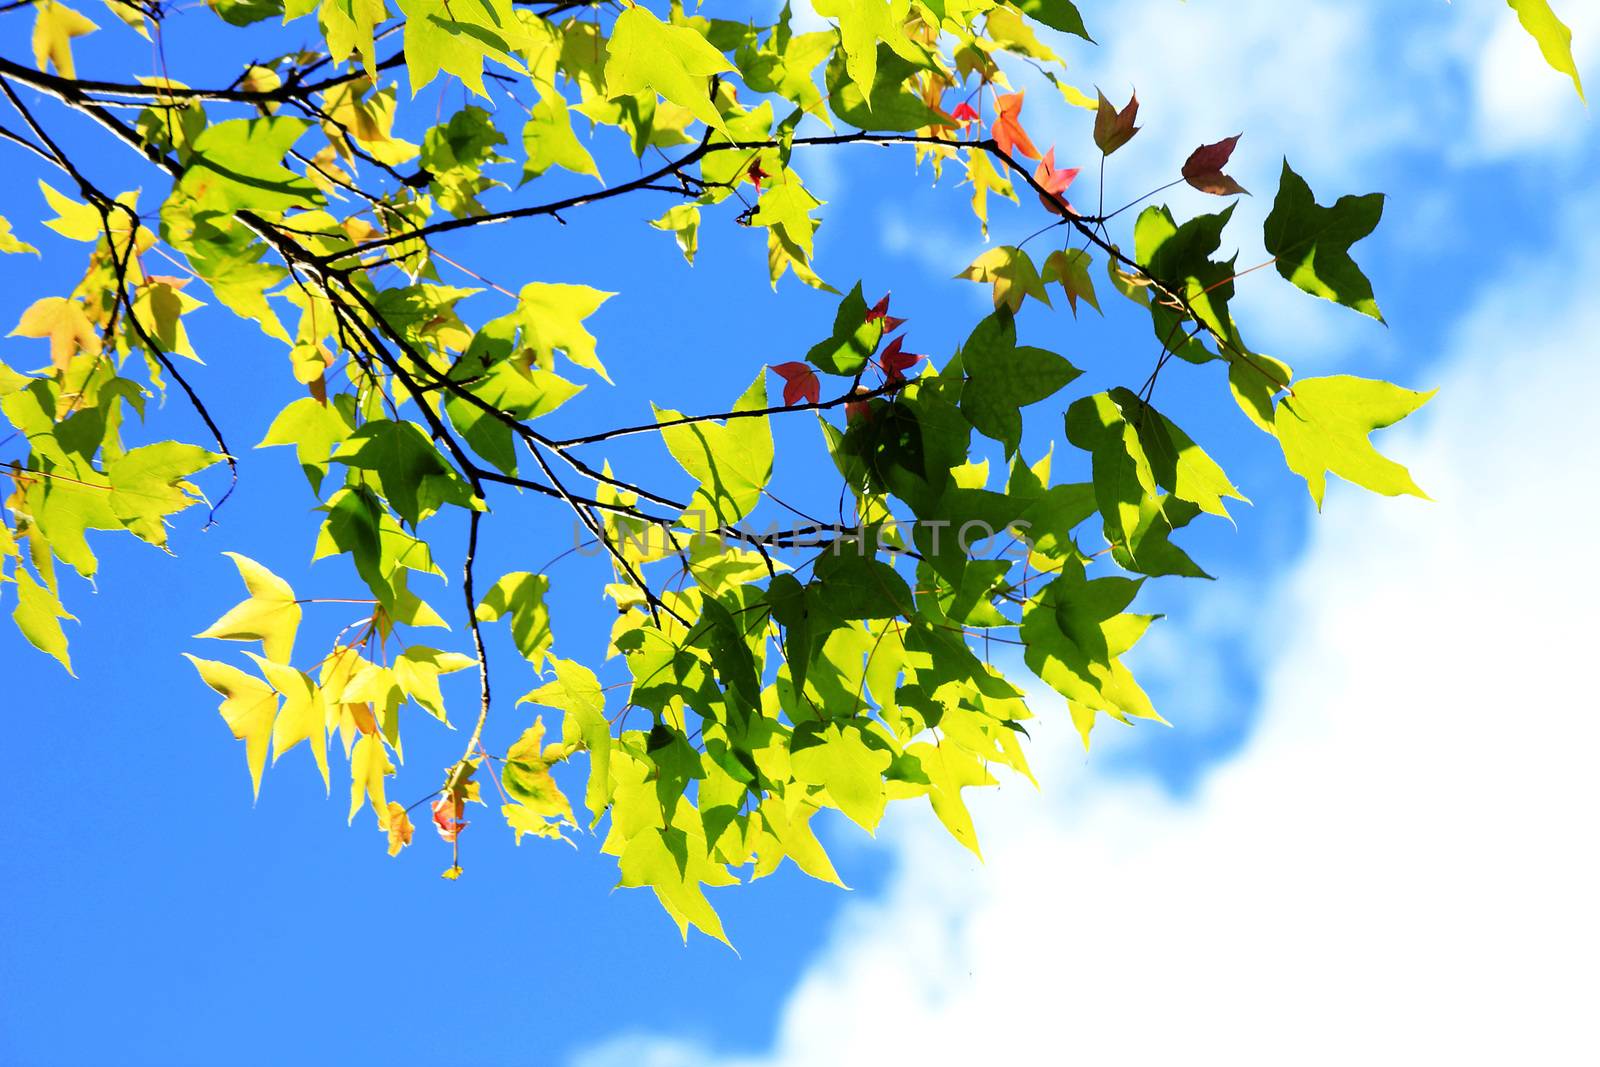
[432,793,468,842]
[385,802,414,856]
[992,92,1040,160]
[1033,148,1080,216]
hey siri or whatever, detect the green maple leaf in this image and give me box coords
[1065,391,1156,548]
[605,6,736,134]
[750,169,824,259]
[804,282,882,376]
[1134,203,1240,352]
[505,282,614,381]
[475,572,553,670]
[104,441,221,547]
[12,565,76,674]
[1041,248,1100,316]
[654,370,774,526]
[257,395,354,492]
[812,0,922,97]
[445,360,582,474]
[330,419,476,526]
[397,0,528,97]
[520,657,609,822]
[176,118,323,218]
[617,824,738,945]
[737,21,834,124]
[312,486,448,628]
[1111,495,1211,579]
[521,89,600,183]
[1011,0,1092,40]
[958,308,1081,456]
[1275,374,1435,508]
[650,204,700,264]
[824,43,946,132]
[1108,388,1246,520]
[1020,564,1162,746]
[790,719,892,831]
[1264,161,1386,321]
[904,739,996,857]
[24,468,122,580]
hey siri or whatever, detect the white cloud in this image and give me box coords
[573,197,1600,1065]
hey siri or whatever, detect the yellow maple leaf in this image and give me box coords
[348,732,394,825]
[385,802,414,856]
[32,0,98,79]
[956,246,1052,313]
[10,296,100,373]
[184,655,279,800]
[194,552,302,664]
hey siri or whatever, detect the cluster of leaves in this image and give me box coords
[0,0,1583,941]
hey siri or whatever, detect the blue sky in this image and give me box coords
[2,2,1596,1064]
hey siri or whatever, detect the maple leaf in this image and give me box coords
[1093,90,1140,155]
[605,5,736,135]
[11,296,99,373]
[991,91,1041,160]
[184,655,279,800]
[1182,134,1249,196]
[195,552,302,664]
[1041,248,1101,316]
[771,361,821,406]
[1033,148,1080,216]
[433,793,468,842]
[385,802,414,856]
[865,293,906,333]
[748,159,771,190]
[844,385,873,423]
[957,246,1052,313]
[32,0,98,80]
[950,101,980,126]
[1275,375,1434,507]
[878,336,921,382]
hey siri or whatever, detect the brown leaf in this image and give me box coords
[1182,134,1249,196]
[1093,91,1140,156]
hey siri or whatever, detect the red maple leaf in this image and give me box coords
[748,159,771,190]
[1181,134,1248,196]
[844,385,874,423]
[950,101,980,127]
[432,794,468,843]
[991,91,1041,160]
[771,361,821,406]
[866,293,907,333]
[878,336,921,383]
[1034,148,1080,216]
